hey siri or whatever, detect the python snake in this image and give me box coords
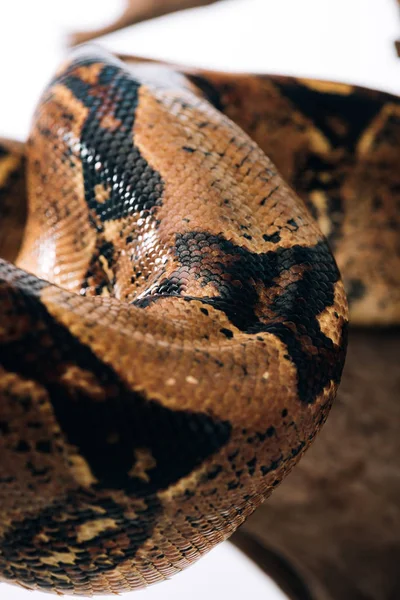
[0,32,398,597]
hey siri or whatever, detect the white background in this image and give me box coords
[0,1,398,598]
[0,0,398,141]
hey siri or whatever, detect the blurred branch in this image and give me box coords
[70,0,224,46]
[231,531,312,600]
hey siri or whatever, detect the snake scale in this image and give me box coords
[0,4,399,596]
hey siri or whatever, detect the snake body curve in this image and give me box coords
[1,42,399,595]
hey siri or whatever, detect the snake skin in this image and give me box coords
[1,39,398,596]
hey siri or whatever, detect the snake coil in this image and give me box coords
[3,40,399,595]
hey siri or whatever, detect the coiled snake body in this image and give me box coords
[0,38,398,596]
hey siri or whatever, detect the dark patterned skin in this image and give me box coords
[237,329,400,600]
[174,69,400,326]
[0,47,350,595]
[0,139,26,263]
[50,1,399,597]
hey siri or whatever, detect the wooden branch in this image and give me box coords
[237,329,400,600]
[70,0,223,46]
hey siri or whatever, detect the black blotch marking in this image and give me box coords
[297,154,339,192]
[248,426,276,444]
[287,218,298,230]
[135,231,346,404]
[371,107,400,147]
[247,457,257,476]
[263,231,281,243]
[291,441,305,458]
[261,459,281,476]
[200,307,209,316]
[81,239,116,296]
[0,265,233,590]
[36,440,52,454]
[0,476,15,484]
[0,421,10,434]
[58,56,164,224]
[264,426,276,439]
[260,185,279,206]
[186,73,224,112]
[26,461,49,477]
[274,80,384,150]
[323,194,343,250]
[220,328,234,339]
[201,464,222,482]
[227,480,240,490]
[14,440,29,453]
[0,273,231,495]
[293,154,344,251]
[20,397,32,412]
[133,272,184,307]
[346,278,366,304]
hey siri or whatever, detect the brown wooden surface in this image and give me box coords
[234,328,400,600]
[232,531,313,600]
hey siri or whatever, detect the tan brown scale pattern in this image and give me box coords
[53,1,399,596]
[164,68,400,325]
[0,44,368,597]
[18,82,96,291]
